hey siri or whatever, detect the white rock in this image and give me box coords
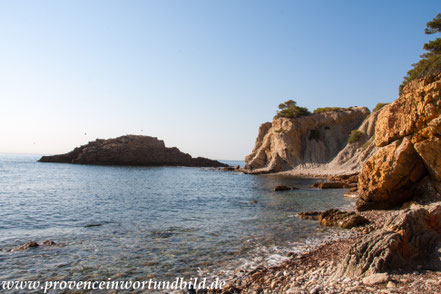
[387,281,397,288]
[362,273,389,285]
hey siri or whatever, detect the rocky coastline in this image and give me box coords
[38,135,228,168]
[214,74,441,293]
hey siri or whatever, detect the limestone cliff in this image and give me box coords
[319,106,382,174]
[357,74,441,210]
[39,135,228,168]
[243,107,370,174]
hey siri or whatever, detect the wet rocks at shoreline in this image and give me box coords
[298,209,369,229]
[214,209,441,294]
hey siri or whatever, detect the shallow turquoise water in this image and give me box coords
[0,154,353,284]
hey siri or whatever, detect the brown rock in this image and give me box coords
[362,273,389,285]
[336,203,441,277]
[42,240,56,246]
[297,211,321,220]
[274,185,292,192]
[318,209,369,229]
[414,137,441,182]
[312,182,351,189]
[14,241,39,251]
[357,137,426,211]
[39,135,227,168]
[375,74,441,147]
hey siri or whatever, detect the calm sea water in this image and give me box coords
[0,154,353,287]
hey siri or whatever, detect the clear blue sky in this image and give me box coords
[1,0,440,160]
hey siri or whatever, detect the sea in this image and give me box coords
[0,153,354,292]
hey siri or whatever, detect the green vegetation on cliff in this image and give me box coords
[348,130,364,144]
[373,103,388,112]
[400,13,441,93]
[313,107,350,114]
[276,100,310,118]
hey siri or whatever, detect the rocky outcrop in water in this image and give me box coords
[39,135,228,168]
[357,74,441,211]
[243,107,370,174]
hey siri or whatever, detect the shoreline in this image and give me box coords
[214,209,441,293]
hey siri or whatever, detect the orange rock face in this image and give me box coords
[357,74,441,211]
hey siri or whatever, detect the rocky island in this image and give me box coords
[39,135,228,168]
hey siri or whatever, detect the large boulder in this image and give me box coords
[356,137,426,211]
[39,135,228,168]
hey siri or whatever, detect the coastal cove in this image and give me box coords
[3,4,441,294]
[0,154,353,289]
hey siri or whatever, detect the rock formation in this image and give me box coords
[336,202,441,277]
[334,74,441,280]
[357,74,441,211]
[39,135,228,168]
[297,209,368,229]
[243,107,370,174]
[322,107,382,174]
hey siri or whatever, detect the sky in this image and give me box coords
[0,1,440,160]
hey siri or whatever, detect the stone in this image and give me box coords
[39,135,227,168]
[297,211,321,220]
[357,137,426,211]
[14,241,39,251]
[318,209,369,229]
[387,281,397,288]
[42,240,56,246]
[274,185,292,191]
[312,182,351,189]
[362,273,389,285]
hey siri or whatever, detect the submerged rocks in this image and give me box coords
[10,240,57,251]
[15,241,39,251]
[297,211,321,220]
[274,185,296,191]
[39,135,228,168]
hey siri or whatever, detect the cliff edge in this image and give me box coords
[357,74,441,210]
[39,135,228,168]
[243,107,370,174]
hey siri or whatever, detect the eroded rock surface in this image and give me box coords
[357,74,441,210]
[336,202,441,277]
[243,107,370,174]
